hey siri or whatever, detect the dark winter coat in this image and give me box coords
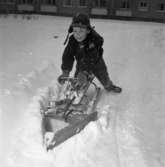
[61,29,104,73]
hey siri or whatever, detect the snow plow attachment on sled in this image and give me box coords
[39,72,101,150]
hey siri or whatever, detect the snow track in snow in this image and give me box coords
[6,86,148,167]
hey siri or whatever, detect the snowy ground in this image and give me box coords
[0,14,165,167]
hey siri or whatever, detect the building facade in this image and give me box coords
[0,0,165,22]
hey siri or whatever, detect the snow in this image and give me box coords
[0,14,165,167]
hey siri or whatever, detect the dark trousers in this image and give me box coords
[75,58,113,89]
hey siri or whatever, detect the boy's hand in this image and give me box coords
[58,70,69,84]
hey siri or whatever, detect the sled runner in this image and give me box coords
[39,71,101,150]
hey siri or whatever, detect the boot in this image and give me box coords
[105,84,122,93]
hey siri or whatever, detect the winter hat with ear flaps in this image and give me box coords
[64,13,92,45]
[71,13,91,30]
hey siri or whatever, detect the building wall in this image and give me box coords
[0,1,16,13]
[90,0,109,16]
[57,0,90,16]
[132,0,152,18]
[114,0,133,17]
[131,0,165,21]
[0,0,164,22]
[150,0,165,21]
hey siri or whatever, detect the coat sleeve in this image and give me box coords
[91,29,104,49]
[61,36,75,72]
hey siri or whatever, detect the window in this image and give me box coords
[138,1,148,11]
[0,0,14,3]
[18,0,34,4]
[42,0,56,5]
[79,0,87,7]
[140,1,147,7]
[92,0,106,8]
[121,0,130,9]
[63,0,72,7]
[157,3,165,11]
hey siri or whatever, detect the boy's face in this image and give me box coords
[72,26,89,42]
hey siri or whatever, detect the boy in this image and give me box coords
[58,13,122,93]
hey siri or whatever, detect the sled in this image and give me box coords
[39,72,101,150]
